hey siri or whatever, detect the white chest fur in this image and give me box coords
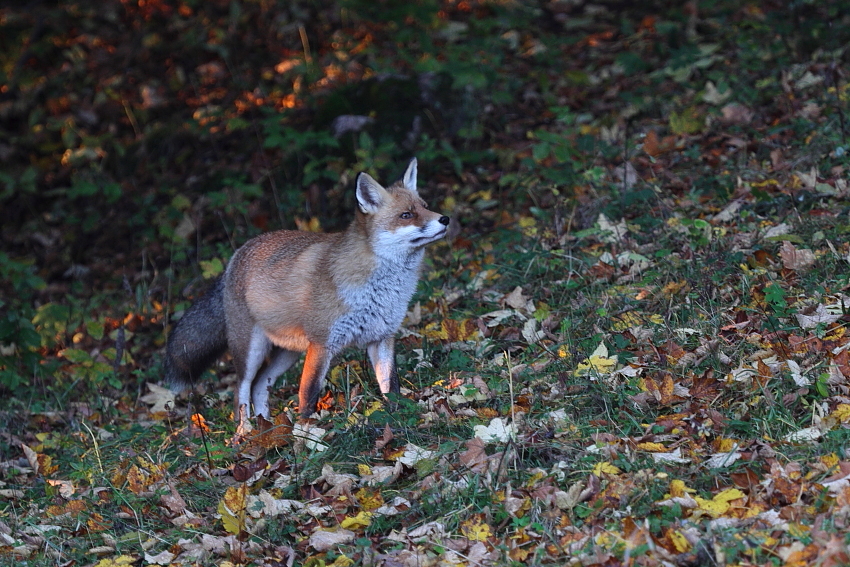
[327,251,424,353]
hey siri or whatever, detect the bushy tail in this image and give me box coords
[164,277,228,391]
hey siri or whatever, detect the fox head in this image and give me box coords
[355,158,450,260]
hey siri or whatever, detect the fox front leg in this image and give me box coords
[298,343,333,419]
[367,337,400,398]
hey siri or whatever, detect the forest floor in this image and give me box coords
[2,1,850,565]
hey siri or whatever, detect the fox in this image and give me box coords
[164,158,450,431]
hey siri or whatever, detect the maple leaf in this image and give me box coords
[592,462,621,476]
[252,413,292,449]
[460,515,492,542]
[473,417,516,444]
[574,342,618,377]
[144,549,176,565]
[597,213,628,243]
[139,382,176,413]
[795,303,843,329]
[779,240,816,270]
[459,437,489,474]
[292,422,327,452]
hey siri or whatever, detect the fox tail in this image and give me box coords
[164,277,228,391]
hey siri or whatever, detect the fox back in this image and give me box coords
[165,158,449,431]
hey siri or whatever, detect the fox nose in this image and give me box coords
[438,216,450,225]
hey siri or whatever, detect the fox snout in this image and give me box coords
[410,214,450,246]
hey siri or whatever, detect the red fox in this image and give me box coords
[164,158,449,430]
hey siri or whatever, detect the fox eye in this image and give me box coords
[400,211,414,219]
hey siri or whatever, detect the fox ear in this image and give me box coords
[356,172,387,214]
[402,158,418,195]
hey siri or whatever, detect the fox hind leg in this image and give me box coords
[251,348,300,419]
[233,326,273,429]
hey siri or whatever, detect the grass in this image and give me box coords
[3,0,850,565]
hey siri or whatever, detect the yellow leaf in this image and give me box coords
[525,470,547,488]
[636,442,667,452]
[820,453,840,470]
[695,488,746,517]
[666,528,691,553]
[612,312,643,331]
[518,216,536,228]
[221,485,247,514]
[829,404,850,424]
[715,488,746,503]
[575,343,618,376]
[824,326,845,341]
[217,499,242,535]
[669,479,695,498]
[295,216,322,232]
[460,517,492,542]
[695,496,727,517]
[593,462,621,476]
[357,464,372,476]
[94,556,138,567]
[354,488,384,511]
[340,511,373,530]
[331,555,355,567]
[363,401,384,417]
[422,319,478,341]
[716,438,738,452]
[218,485,247,535]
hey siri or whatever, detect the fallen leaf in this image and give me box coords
[592,462,621,476]
[779,241,816,270]
[720,102,754,125]
[459,437,489,473]
[374,423,394,451]
[292,423,327,452]
[139,382,176,413]
[785,427,822,443]
[575,342,618,377]
[460,515,492,542]
[795,304,842,329]
[473,417,516,444]
[340,511,373,530]
[652,448,691,464]
[309,528,355,552]
[597,213,628,243]
[144,550,176,565]
[397,443,436,466]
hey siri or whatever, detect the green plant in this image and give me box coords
[0,253,46,391]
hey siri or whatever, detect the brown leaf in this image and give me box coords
[252,413,293,450]
[232,457,268,483]
[690,371,721,401]
[160,482,188,515]
[643,129,676,157]
[374,424,394,451]
[720,102,754,125]
[126,464,150,495]
[779,240,816,270]
[459,437,489,474]
[644,373,677,405]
